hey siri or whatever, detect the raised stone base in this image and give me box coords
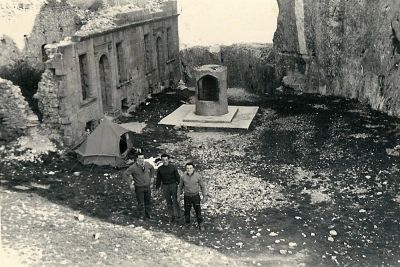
[183,106,238,123]
[159,104,258,129]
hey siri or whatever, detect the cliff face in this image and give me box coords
[274,0,400,116]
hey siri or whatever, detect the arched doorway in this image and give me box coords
[99,54,112,112]
[197,74,219,101]
[156,36,165,83]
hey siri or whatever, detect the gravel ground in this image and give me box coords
[1,88,400,266]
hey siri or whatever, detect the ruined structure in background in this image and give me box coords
[180,44,276,94]
[273,0,400,117]
[23,0,83,68]
[35,0,180,145]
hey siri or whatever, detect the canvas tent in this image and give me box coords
[75,118,134,166]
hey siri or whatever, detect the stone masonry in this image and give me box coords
[36,0,180,146]
[0,78,39,142]
[23,0,82,68]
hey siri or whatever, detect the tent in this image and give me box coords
[75,118,135,166]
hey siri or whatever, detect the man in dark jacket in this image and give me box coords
[123,152,155,220]
[156,154,181,222]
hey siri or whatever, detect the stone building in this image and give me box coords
[35,0,180,145]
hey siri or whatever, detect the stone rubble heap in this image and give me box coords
[75,0,167,37]
[202,168,287,216]
[0,78,39,141]
[2,127,58,163]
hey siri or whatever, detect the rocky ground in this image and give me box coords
[1,88,400,266]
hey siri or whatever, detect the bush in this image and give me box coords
[0,60,44,121]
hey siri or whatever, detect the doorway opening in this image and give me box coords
[156,36,165,83]
[99,54,112,113]
[197,74,219,101]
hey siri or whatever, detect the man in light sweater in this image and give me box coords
[123,153,155,220]
[177,162,208,230]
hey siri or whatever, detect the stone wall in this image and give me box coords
[36,0,180,146]
[0,78,39,142]
[23,0,82,68]
[180,43,276,94]
[274,0,400,117]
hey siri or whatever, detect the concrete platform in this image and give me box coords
[159,104,259,129]
[183,106,238,123]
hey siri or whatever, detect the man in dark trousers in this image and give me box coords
[156,154,181,222]
[177,162,208,230]
[123,152,155,220]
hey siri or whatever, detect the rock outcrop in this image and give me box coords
[274,0,400,117]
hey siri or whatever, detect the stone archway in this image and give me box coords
[197,74,219,101]
[99,54,112,112]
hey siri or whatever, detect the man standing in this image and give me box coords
[123,152,155,220]
[156,154,181,222]
[177,162,207,230]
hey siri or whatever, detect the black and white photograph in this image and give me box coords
[0,0,399,266]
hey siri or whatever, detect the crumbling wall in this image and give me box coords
[35,69,65,141]
[180,43,276,94]
[24,0,82,67]
[0,78,39,142]
[274,0,400,117]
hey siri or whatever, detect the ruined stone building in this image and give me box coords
[0,0,180,146]
[23,0,83,67]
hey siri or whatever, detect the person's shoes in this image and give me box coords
[184,223,191,229]
[169,216,176,223]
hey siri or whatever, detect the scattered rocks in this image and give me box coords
[329,230,338,236]
[235,242,244,248]
[349,133,371,139]
[280,249,288,255]
[75,214,84,221]
[386,145,400,157]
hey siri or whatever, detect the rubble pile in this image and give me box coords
[75,0,165,37]
[2,127,58,163]
[203,168,287,216]
[0,78,39,141]
[386,145,400,157]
